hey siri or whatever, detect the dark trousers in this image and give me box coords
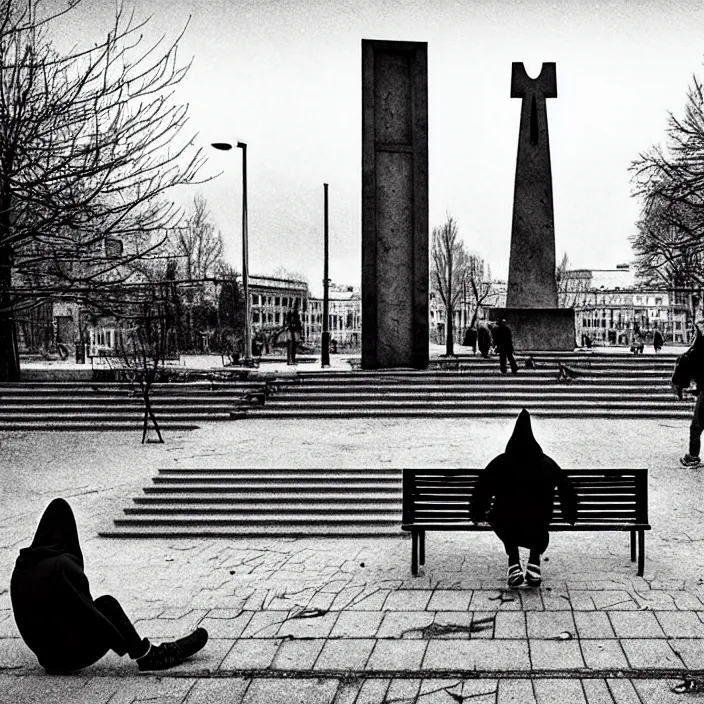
[47,595,149,672]
[287,331,297,364]
[499,350,518,374]
[690,392,704,457]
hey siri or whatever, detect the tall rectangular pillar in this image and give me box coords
[362,39,428,369]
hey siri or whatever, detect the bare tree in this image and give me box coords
[166,194,224,348]
[431,214,470,356]
[630,72,704,293]
[466,254,494,327]
[0,0,208,380]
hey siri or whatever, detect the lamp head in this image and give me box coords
[211,142,233,151]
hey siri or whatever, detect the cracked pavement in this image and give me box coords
[2,414,704,702]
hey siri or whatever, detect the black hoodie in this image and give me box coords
[10,499,125,671]
[469,410,577,544]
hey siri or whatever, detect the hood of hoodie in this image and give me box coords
[504,409,543,457]
[15,498,83,569]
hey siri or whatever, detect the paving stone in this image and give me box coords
[668,638,704,669]
[386,679,422,703]
[526,611,576,639]
[240,611,289,638]
[655,610,704,637]
[580,639,629,670]
[347,590,391,611]
[416,679,464,704]
[460,680,498,702]
[581,679,615,704]
[497,679,536,704]
[619,639,685,669]
[198,612,253,639]
[186,678,249,704]
[0,638,35,668]
[469,591,521,611]
[533,679,586,704]
[271,638,324,670]
[377,611,434,639]
[673,592,704,610]
[568,592,597,611]
[331,678,363,704]
[423,639,530,671]
[632,679,698,704]
[427,590,472,611]
[243,677,338,704]
[574,612,616,639]
[592,592,637,610]
[277,612,339,639]
[79,675,194,704]
[541,590,573,611]
[519,589,544,611]
[366,640,427,671]
[220,638,281,670]
[329,611,383,638]
[608,610,665,638]
[314,639,375,671]
[605,679,640,704]
[529,639,586,670]
[383,590,433,611]
[632,590,676,610]
[356,678,390,704]
[431,611,474,639]
[493,612,526,639]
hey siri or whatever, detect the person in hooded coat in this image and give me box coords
[672,326,704,466]
[469,410,578,588]
[477,323,492,358]
[11,498,208,673]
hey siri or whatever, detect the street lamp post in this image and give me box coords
[321,183,330,367]
[212,141,252,365]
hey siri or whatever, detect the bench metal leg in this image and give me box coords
[638,530,645,577]
[419,531,426,566]
[411,532,419,576]
[630,531,636,562]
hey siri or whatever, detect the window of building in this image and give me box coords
[655,297,662,306]
[275,297,280,307]
[275,312,280,324]
[282,297,288,307]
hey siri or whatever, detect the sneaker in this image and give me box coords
[525,563,542,587]
[137,628,208,671]
[507,563,524,588]
[680,455,702,467]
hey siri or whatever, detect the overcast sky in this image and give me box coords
[53,0,704,295]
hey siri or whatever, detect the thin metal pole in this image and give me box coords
[239,142,252,363]
[321,183,330,367]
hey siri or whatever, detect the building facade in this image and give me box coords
[305,285,361,350]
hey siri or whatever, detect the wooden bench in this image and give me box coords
[402,468,650,577]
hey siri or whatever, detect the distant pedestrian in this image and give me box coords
[463,326,478,354]
[11,499,208,673]
[491,318,518,374]
[653,330,664,353]
[477,323,492,358]
[672,326,704,467]
[285,304,303,365]
[469,409,578,588]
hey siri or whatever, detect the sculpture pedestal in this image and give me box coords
[488,308,575,351]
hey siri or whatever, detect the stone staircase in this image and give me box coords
[244,352,690,419]
[0,381,268,431]
[100,468,402,538]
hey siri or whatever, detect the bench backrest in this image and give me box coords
[402,468,648,526]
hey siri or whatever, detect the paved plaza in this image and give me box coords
[2,407,704,702]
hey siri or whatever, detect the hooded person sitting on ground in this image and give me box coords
[469,409,578,588]
[11,498,208,673]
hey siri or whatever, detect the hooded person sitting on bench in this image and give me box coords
[11,498,208,673]
[469,409,577,588]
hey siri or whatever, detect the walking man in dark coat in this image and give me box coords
[11,499,208,672]
[477,323,492,358]
[469,409,578,587]
[673,326,704,466]
[492,318,518,374]
[653,329,664,353]
[285,304,303,365]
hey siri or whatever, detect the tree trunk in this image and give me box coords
[446,305,454,356]
[0,244,19,381]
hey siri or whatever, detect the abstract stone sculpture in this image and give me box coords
[491,62,575,350]
[507,62,558,309]
[361,40,429,369]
